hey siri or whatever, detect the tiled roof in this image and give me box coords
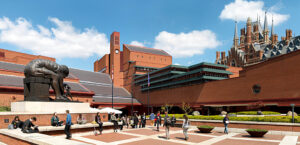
[0,75,23,87]
[82,84,131,97]
[124,44,171,56]
[69,68,111,84]
[263,36,300,60]
[93,96,140,104]
[0,61,25,72]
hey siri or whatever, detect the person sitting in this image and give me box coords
[22,117,39,133]
[77,114,87,124]
[51,112,63,126]
[95,112,103,135]
[9,116,23,129]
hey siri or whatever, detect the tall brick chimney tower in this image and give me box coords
[216,51,220,63]
[110,32,121,85]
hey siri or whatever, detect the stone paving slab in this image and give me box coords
[170,133,213,143]
[233,133,285,141]
[119,138,187,145]
[82,132,136,143]
[212,139,279,145]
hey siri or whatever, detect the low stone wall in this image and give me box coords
[179,119,300,132]
[0,133,34,145]
[147,118,300,132]
[0,112,108,129]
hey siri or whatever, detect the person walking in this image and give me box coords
[65,110,72,139]
[95,112,103,135]
[223,114,229,134]
[133,113,139,128]
[171,115,176,127]
[138,114,142,128]
[163,111,171,140]
[182,115,190,141]
[150,112,155,126]
[125,115,129,129]
[156,112,161,131]
[111,113,118,132]
[141,113,146,128]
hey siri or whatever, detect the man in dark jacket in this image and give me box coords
[156,112,161,131]
[141,113,146,128]
[171,115,176,127]
[22,117,38,133]
[133,113,139,128]
[223,114,229,134]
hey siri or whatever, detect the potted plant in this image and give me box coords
[246,129,268,137]
[197,125,214,133]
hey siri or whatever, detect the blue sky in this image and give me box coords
[0,0,298,71]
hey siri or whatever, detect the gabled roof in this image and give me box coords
[124,44,171,56]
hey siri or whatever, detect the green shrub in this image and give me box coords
[229,111,281,115]
[198,125,214,129]
[0,106,10,112]
[246,129,268,132]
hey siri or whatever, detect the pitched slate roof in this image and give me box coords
[93,96,140,104]
[82,84,131,97]
[69,68,111,84]
[262,36,300,60]
[124,44,171,56]
[0,61,24,72]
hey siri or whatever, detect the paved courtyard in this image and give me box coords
[52,126,300,145]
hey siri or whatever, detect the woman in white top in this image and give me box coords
[182,115,189,141]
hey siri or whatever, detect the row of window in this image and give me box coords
[136,55,167,62]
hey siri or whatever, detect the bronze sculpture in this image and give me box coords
[24,59,71,101]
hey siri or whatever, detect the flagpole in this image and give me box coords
[112,65,114,109]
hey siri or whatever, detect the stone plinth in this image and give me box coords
[11,101,91,113]
[23,77,51,101]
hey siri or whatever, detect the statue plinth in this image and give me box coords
[23,77,51,101]
[11,101,91,113]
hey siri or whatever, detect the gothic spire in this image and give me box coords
[271,16,274,36]
[264,11,268,32]
[234,21,238,40]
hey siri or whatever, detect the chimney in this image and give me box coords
[221,51,226,60]
[246,17,252,44]
[281,37,286,41]
[216,51,220,60]
[286,29,292,41]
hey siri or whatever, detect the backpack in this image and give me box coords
[166,117,171,126]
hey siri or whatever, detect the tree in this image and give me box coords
[181,102,193,115]
[161,103,174,113]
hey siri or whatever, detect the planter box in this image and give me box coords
[197,127,214,133]
[246,130,268,137]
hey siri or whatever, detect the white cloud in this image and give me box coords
[0,17,109,58]
[153,30,221,58]
[219,0,289,26]
[130,41,145,47]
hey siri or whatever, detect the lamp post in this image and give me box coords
[291,104,295,123]
[112,65,114,109]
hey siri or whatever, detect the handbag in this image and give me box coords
[225,121,229,124]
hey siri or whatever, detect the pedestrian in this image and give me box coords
[182,115,190,141]
[95,112,103,135]
[156,112,161,131]
[163,111,171,140]
[138,114,142,128]
[150,112,155,126]
[171,115,176,127]
[142,113,146,128]
[65,110,72,139]
[77,114,87,125]
[223,114,229,134]
[111,113,118,132]
[22,117,38,133]
[125,115,129,129]
[134,113,139,128]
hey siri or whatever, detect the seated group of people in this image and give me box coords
[9,116,39,133]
